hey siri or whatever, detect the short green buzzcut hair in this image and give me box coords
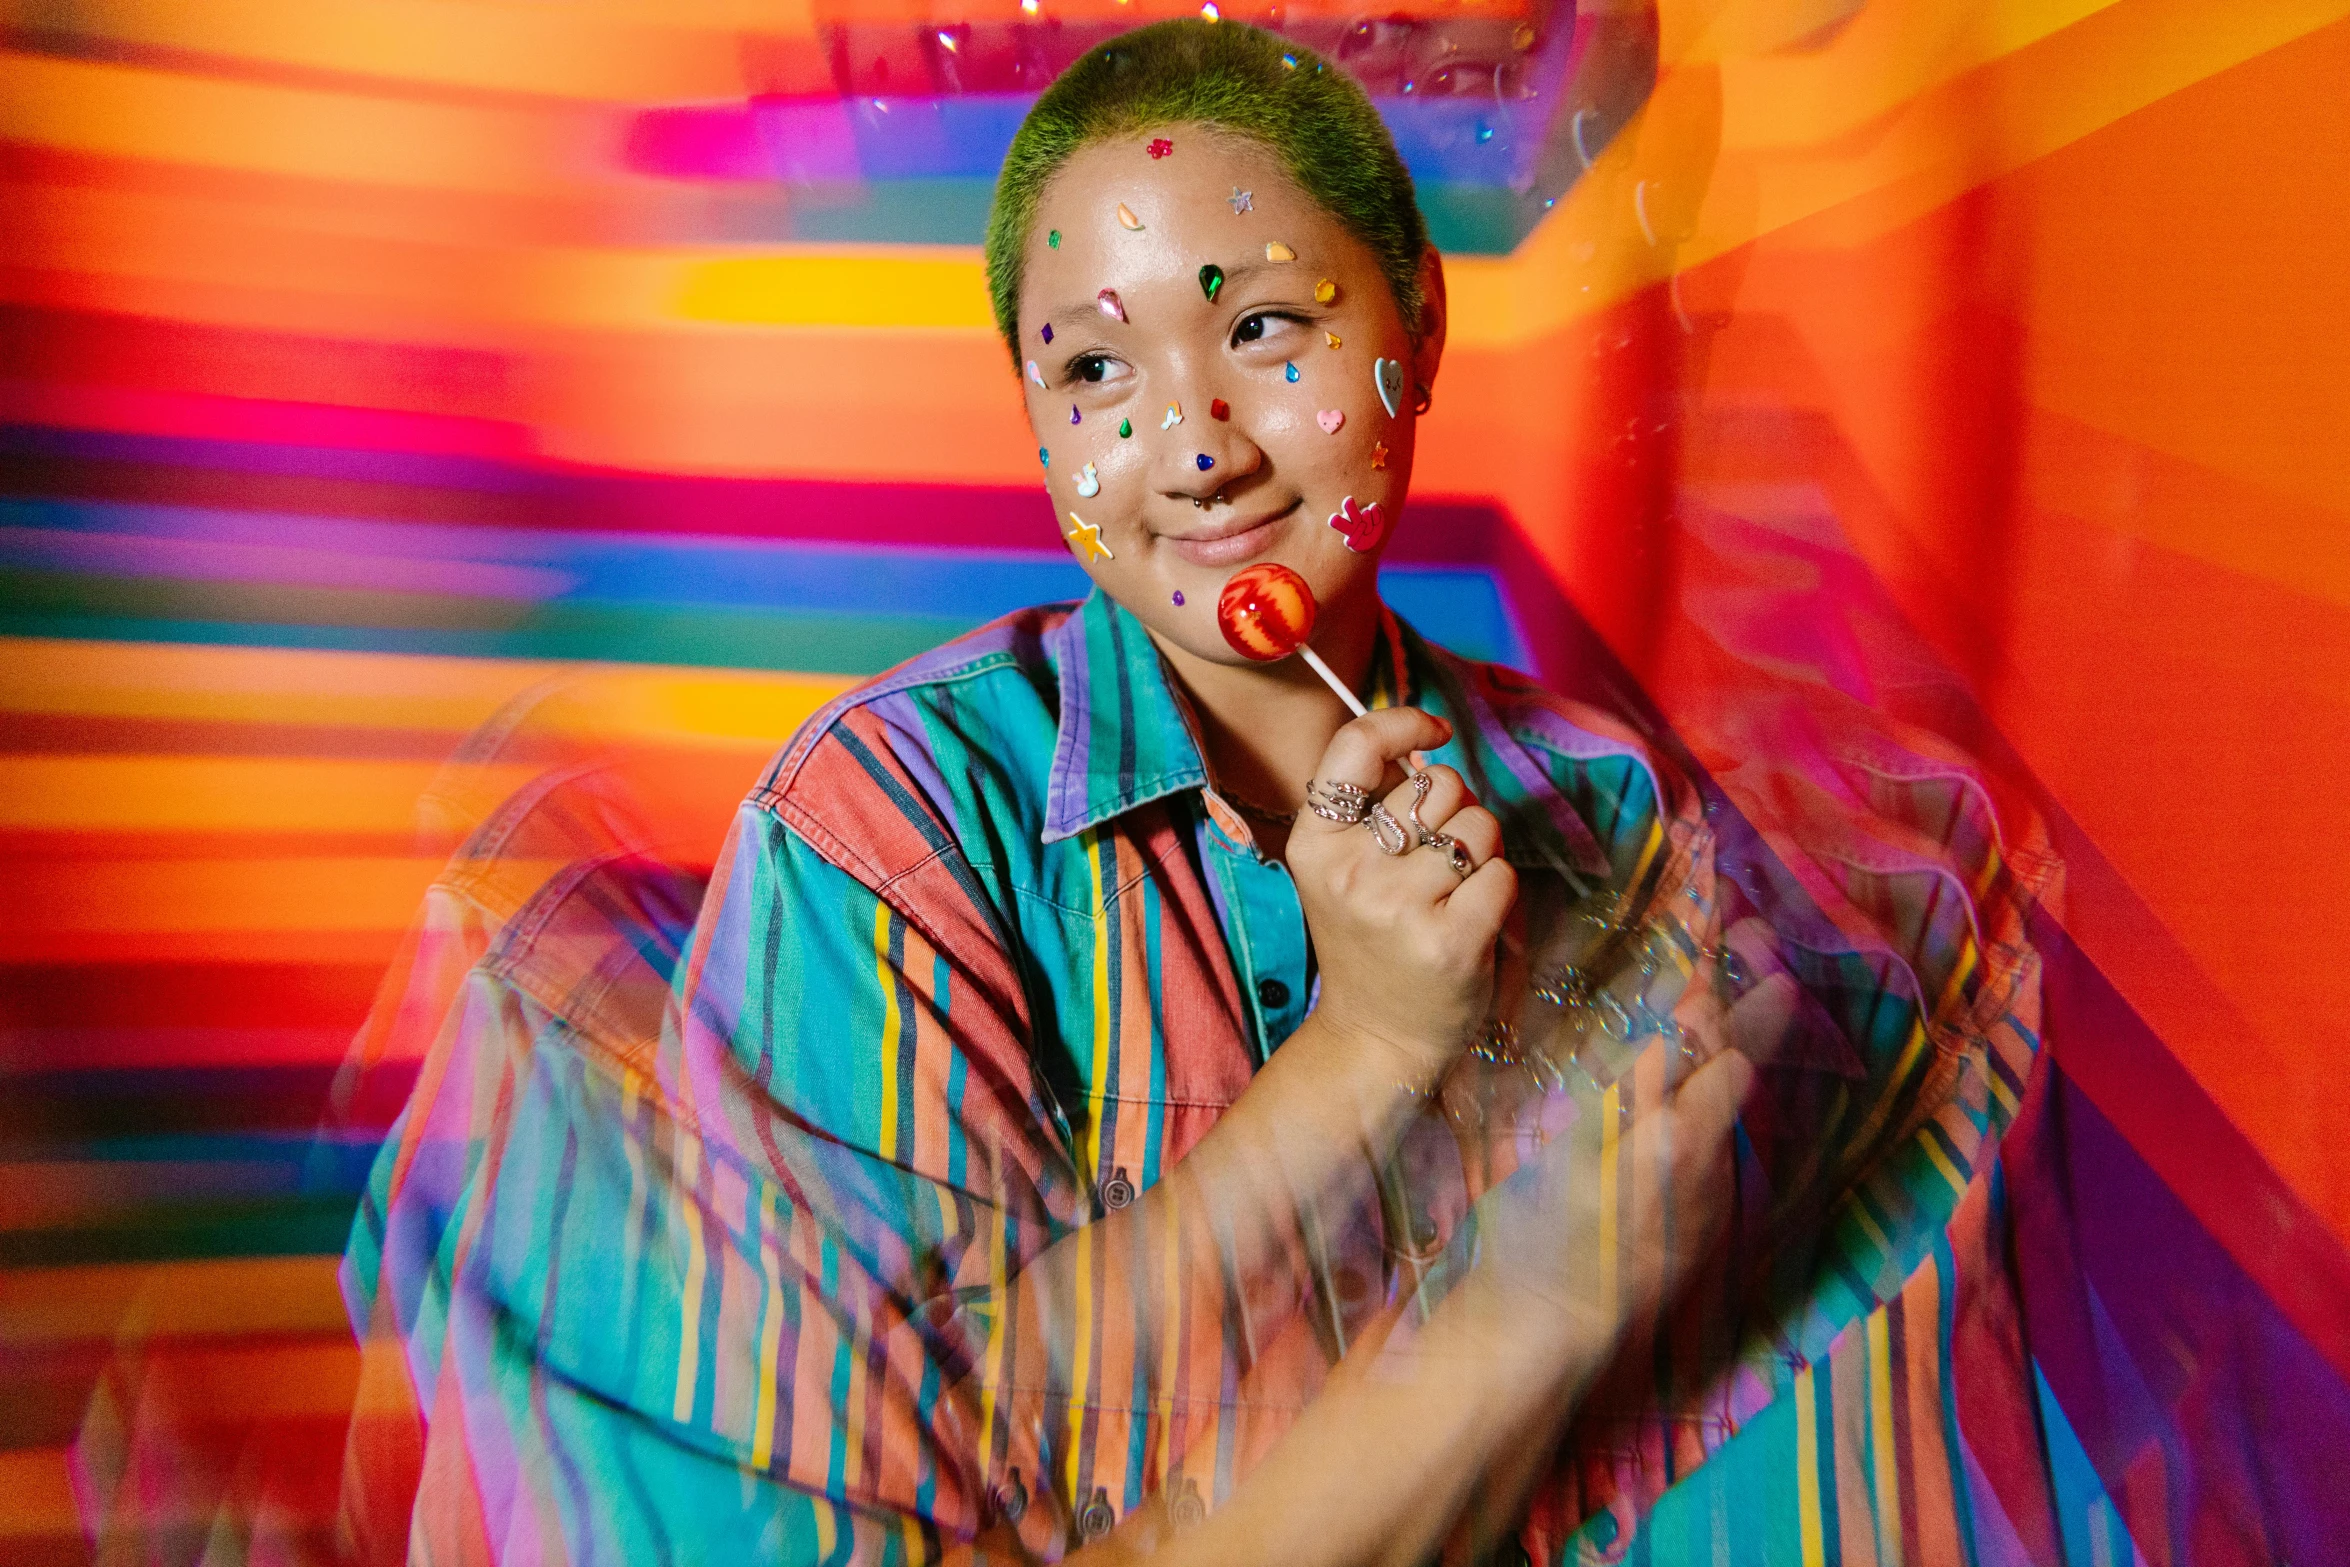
[983,20,1429,361]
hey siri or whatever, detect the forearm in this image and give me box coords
[1014,1009,1438,1360]
[1075,1273,1595,1567]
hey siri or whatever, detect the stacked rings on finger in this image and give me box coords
[1364,802,1412,856]
[1423,834,1474,880]
[1303,780,1371,825]
[1402,773,1436,842]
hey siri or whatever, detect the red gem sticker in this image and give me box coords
[1148,137,1173,159]
[1210,398,1230,420]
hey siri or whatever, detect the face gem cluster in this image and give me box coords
[1037,132,1407,607]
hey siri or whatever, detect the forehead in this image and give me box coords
[1030,129,1354,263]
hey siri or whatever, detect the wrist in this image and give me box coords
[1442,1269,1611,1407]
[1306,1000,1462,1096]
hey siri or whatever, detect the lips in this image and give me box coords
[1161,500,1298,567]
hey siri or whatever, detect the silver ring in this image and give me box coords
[1422,832,1473,880]
[1596,990,1635,1041]
[1402,771,1436,845]
[1364,802,1411,856]
[1304,779,1370,825]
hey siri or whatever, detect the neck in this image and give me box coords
[1151,574,1386,816]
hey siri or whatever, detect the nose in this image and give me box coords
[1159,394,1262,503]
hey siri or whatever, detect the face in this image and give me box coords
[1015,128,1443,666]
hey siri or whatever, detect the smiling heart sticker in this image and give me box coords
[1374,358,1405,418]
[1316,409,1345,434]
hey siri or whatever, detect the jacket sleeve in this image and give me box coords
[369,778,1362,1564]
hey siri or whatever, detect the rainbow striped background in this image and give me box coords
[4,0,2349,1558]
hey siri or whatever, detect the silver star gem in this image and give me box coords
[1229,186,1252,214]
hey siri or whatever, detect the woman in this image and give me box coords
[346,20,2048,1565]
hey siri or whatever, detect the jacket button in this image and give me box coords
[1256,976,1291,1009]
[1077,1489,1116,1541]
[1587,1502,1627,1560]
[992,1470,1028,1524]
[1099,1167,1136,1210]
[1167,1479,1207,1530]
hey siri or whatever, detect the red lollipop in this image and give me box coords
[1217,561,1317,662]
[1216,562,1369,718]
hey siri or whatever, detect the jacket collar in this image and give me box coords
[1041,590,1210,844]
[1040,588,1608,880]
[1039,590,1423,844]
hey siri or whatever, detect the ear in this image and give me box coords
[1409,245,1448,405]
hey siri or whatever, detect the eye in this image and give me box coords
[1232,310,1305,348]
[1075,354,1115,383]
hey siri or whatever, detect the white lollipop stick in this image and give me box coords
[1297,644,1368,719]
[1298,642,1435,780]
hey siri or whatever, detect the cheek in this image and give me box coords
[1270,400,1394,501]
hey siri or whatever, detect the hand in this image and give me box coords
[1285,707,1518,1085]
[1468,1028,1762,1359]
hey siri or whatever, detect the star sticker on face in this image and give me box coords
[1064,511,1113,563]
[1229,186,1252,215]
[1370,441,1389,470]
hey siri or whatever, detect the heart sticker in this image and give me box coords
[1374,358,1404,418]
[1074,462,1100,497]
[1317,408,1345,434]
[1327,495,1386,553]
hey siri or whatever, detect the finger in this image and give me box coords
[1624,1046,1756,1301]
[1433,804,1501,868]
[1433,854,1517,935]
[1380,763,1473,842]
[1372,765,1466,850]
[1397,807,1504,905]
[1724,972,1800,1068]
[1665,1042,1756,1140]
[1617,1046,1750,1215]
[1723,917,1786,986]
[1300,708,1455,831]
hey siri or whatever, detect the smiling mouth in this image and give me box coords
[1161,498,1299,567]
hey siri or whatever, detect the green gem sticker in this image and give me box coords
[1118,417,1132,438]
[1048,229,1061,249]
[1198,263,1224,302]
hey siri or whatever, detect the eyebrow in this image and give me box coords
[1041,258,1311,331]
[1211,259,1283,289]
